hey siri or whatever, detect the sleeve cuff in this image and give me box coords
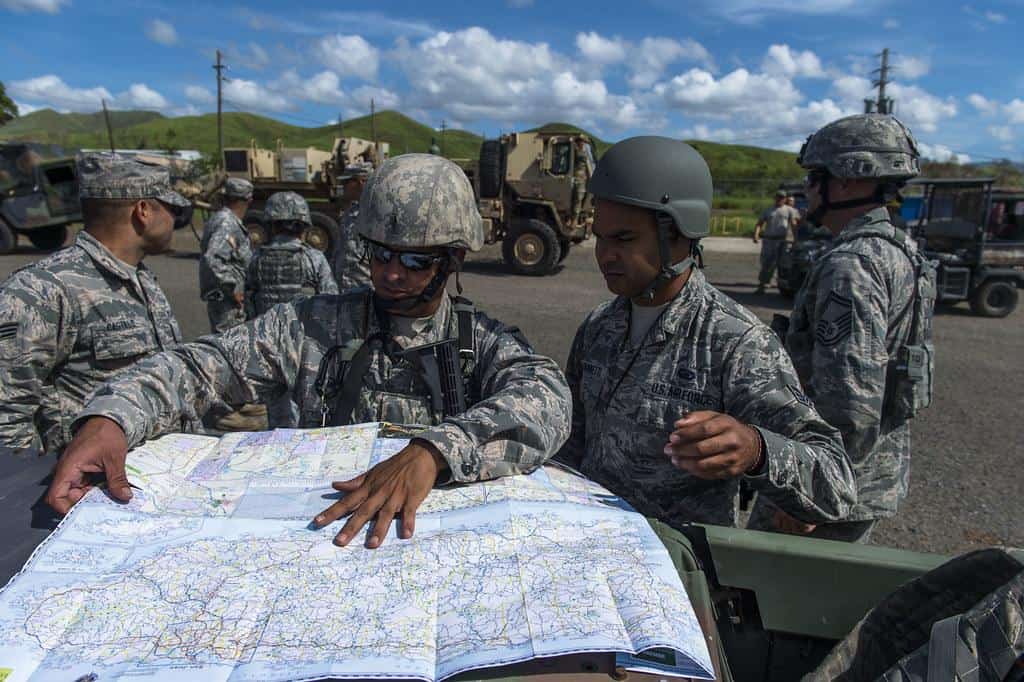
[75,398,147,449]
[743,425,781,484]
[414,423,477,483]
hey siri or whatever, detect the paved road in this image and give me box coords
[1,229,1021,556]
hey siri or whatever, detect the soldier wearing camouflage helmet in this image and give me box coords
[331,163,373,292]
[751,114,936,542]
[47,153,571,553]
[556,136,856,532]
[0,152,194,456]
[198,177,253,333]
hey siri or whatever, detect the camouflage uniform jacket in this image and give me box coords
[0,231,184,453]
[245,235,338,318]
[199,208,252,299]
[331,202,372,293]
[80,289,572,483]
[556,269,855,528]
[786,207,918,521]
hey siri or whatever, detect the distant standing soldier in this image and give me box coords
[753,189,801,294]
[572,137,592,227]
[199,178,254,333]
[331,163,373,292]
[0,153,192,455]
[754,114,936,542]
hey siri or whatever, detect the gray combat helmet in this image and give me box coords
[588,136,712,239]
[799,114,920,180]
[357,154,484,252]
[264,191,311,225]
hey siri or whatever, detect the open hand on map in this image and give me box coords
[312,439,448,548]
[45,416,132,515]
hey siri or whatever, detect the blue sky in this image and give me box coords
[3,0,1022,162]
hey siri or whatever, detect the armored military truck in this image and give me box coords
[0,143,80,253]
[458,130,596,275]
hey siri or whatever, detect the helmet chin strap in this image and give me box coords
[373,251,455,314]
[639,218,700,302]
[806,171,887,226]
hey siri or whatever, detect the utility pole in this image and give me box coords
[864,48,895,115]
[101,99,115,153]
[440,119,447,157]
[370,98,378,158]
[213,49,225,168]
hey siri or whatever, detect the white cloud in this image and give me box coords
[832,75,956,133]
[968,93,999,115]
[656,67,800,117]
[223,78,292,112]
[575,32,628,65]
[918,142,970,164]
[272,70,345,105]
[145,19,178,46]
[12,100,42,115]
[0,0,67,13]
[989,125,1014,142]
[699,0,882,24]
[1006,99,1024,124]
[185,85,215,104]
[314,35,380,80]
[9,75,112,112]
[350,85,401,111]
[761,44,825,79]
[629,37,715,88]
[883,18,900,29]
[984,10,1006,23]
[893,54,930,79]
[118,83,168,109]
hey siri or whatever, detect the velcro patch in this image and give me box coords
[787,384,814,408]
[0,322,17,341]
[815,291,854,346]
[0,322,20,358]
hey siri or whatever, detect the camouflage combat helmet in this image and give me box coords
[357,154,484,252]
[264,191,311,225]
[799,114,920,180]
[587,136,712,239]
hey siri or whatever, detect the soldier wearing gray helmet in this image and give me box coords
[0,153,193,455]
[46,154,572,552]
[331,163,373,293]
[556,136,856,531]
[199,177,254,333]
[753,114,936,542]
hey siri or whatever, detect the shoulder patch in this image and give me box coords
[787,384,814,408]
[815,290,854,346]
[0,321,21,359]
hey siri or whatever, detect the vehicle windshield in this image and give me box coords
[929,186,987,224]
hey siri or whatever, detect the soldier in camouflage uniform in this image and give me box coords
[753,189,801,294]
[199,177,254,333]
[331,163,373,292]
[571,137,591,227]
[47,154,571,552]
[556,136,856,530]
[245,191,337,320]
[0,153,192,455]
[753,114,935,543]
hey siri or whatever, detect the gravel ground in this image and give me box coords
[1,228,1020,557]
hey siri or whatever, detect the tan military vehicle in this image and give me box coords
[458,130,596,275]
[222,136,389,254]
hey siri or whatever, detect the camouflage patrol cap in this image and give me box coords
[223,177,253,200]
[357,154,484,251]
[339,162,373,181]
[77,152,190,207]
[799,114,920,180]
[588,136,712,239]
[264,191,311,225]
[775,189,788,199]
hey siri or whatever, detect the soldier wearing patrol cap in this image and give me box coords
[0,152,192,455]
[47,154,571,552]
[331,162,373,292]
[556,136,856,532]
[753,113,936,543]
[199,177,254,333]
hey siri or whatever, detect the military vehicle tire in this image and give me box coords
[557,239,571,263]
[244,210,269,248]
[27,225,67,252]
[0,220,15,254]
[502,219,559,276]
[304,212,338,254]
[970,279,1018,318]
[479,140,503,199]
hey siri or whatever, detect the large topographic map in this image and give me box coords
[0,424,714,682]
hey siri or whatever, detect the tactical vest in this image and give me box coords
[832,224,937,421]
[251,245,317,316]
[314,296,478,428]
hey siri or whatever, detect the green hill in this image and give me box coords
[0,109,165,143]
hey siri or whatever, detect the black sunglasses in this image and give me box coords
[157,199,194,230]
[369,244,445,272]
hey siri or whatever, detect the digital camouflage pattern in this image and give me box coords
[222,177,253,200]
[781,207,921,522]
[245,234,338,318]
[79,289,572,482]
[77,152,190,206]
[332,201,372,293]
[0,231,185,454]
[798,114,920,180]
[357,154,484,251]
[556,269,856,529]
[264,191,311,225]
[198,207,252,333]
